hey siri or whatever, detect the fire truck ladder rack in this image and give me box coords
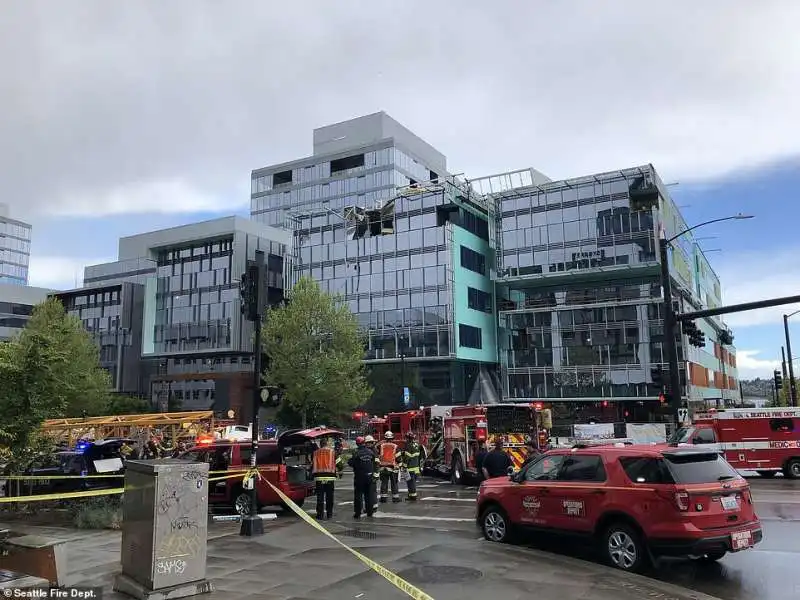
[41,411,226,446]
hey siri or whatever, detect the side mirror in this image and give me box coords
[507,466,515,479]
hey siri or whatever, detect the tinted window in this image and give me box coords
[256,445,282,465]
[459,324,482,349]
[694,428,716,444]
[770,418,794,432]
[558,455,606,482]
[524,455,564,481]
[619,457,674,484]
[664,453,738,484]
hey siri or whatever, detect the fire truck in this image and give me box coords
[364,407,452,472]
[671,407,800,478]
[441,403,551,484]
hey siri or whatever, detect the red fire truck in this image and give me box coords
[441,403,551,484]
[364,407,452,470]
[670,407,800,478]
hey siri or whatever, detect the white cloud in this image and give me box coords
[735,350,781,380]
[717,248,800,328]
[51,179,247,217]
[29,256,115,291]
[1,1,800,220]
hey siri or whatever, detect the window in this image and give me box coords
[460,210,489,241]
[694,428,717,444]
[460,246,486,275]
[467,287,492,313]
[663,452,738,484]
[523,455,564,481]
[557,455,607,482]
[459,324,482,349]
[331,154,365,174]
[770,418,794,432]
[619,457,674,484]
[273,170,292,186]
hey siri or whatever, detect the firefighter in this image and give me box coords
[400,431,421,501]
[364,435,380,513]
[311,437,342,520]
[377,431,400,503]
[347,437,375,519]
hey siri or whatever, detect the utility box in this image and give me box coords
[114,459,213,600]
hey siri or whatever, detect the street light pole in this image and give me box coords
[784,313,798,407]
[659,214,754,425]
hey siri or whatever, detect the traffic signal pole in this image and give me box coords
[241,250,265,537]
[784,315,798,407]
[659,238,684,423]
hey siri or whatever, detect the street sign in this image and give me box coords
[403,387,410,407]
[678,408,689,423]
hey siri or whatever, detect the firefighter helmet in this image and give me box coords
[384,431,394,440]
[364,435,375,443]
[355,436,365,446]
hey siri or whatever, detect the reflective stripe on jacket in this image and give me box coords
[401,442,421,473]
[379,442,398,468]
[312,447,338,480]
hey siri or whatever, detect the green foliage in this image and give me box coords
[263,277,371,427]
[0,298,111,453]
[71,497,122,530]
[106,394,151,415]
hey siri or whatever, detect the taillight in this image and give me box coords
[744,488,752,504]
[674,491,690,511]
[278,465,287,482]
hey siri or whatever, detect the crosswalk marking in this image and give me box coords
[419,497,474,503]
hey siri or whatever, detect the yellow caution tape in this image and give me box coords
[0,487,125,503]
[263,479,435,600]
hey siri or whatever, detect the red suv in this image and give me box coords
[476,444,762,572]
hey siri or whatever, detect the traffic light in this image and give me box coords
[682,320,706,348]
[239,260,264,322]
[775,370,783,389]
[719,330,734,345]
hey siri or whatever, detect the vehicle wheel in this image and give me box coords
[603,523,648,573]
[698,550,726,562]
[784,459,800,479]
[757,470,777,478]
[481,505,513,543]
[450,454,463,485]
[233,489,254,516]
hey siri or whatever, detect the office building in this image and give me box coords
[0,283,52,341]
[250,113,509,405]
[0,203,32,286]
[81,217,290,415]
[487,164,738,421]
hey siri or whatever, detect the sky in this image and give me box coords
[2,1,799,380]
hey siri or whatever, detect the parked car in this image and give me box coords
[178,426,343,515]
[476,444,762,572]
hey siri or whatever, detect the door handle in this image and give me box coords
[540,488,550,494]
[592,490,606,495]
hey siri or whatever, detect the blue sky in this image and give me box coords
[4,1,799,381]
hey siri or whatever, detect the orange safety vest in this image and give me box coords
[379,442,398,467]
[312,447,337,475]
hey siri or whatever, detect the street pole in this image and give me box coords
[782,346,790,407]
[784,315,798,407]
[659,237,683,424]
[241,250,265,537]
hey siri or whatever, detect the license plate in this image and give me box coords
[721,495,739,511]
[731,530,753,550]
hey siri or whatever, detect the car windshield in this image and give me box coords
[668,427,695,444]
[663,452,738,484]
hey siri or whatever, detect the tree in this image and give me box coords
[0,298,111,453]
[106,394,151,415]
[263,277,371,427]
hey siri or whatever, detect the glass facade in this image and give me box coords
[0,217,32,285]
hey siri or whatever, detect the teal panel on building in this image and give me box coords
[451,224,497,363]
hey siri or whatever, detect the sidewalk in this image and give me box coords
[0,519,722,600]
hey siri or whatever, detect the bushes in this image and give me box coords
[70,497,122,530]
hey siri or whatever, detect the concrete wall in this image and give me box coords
[0,284,52,340]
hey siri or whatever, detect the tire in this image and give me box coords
[757,470,777,478]
[602,523,648,573]
[481,505,513,543]
[698,550,726,562]
[784,459,800,479]
[233,489,255,516]
[450,454,464,485]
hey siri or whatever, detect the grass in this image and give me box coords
[70,497,123,530]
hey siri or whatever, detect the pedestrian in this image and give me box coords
[364,435,380,513]
[481,439,513,479]
[400,432,421,501]
[377,431,400,503]
[347,437,375,519]
[475,442,489,481]
[312,438,342,520]
[171,441,187,458]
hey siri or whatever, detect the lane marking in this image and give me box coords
[370,513,474,523]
